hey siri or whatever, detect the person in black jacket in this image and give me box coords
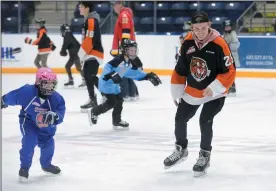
[60,24,85,87]
[25,18,56,68]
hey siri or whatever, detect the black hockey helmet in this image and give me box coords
[120,39,138,60]
[35,18,46,27]
[223,20,233,32]
[60,24,71,37]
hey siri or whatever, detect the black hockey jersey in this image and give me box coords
[60,31,80,57]
[171,29,236,105]
[78,11,104,64]
[33,27,52,53]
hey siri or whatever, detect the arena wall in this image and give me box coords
[2,34,276,78]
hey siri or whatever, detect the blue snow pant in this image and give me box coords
[120,78,139,98]
[19,124,56,170]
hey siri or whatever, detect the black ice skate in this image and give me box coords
[228,83,236,97]
[88,108,98,126]
[18,168,29,183]
[42,164,61,175]
[193,149,211,177]
[112,120,129,131]
[163,144,188,169]
[64,79,74,88]
[78,79,86,88]
[80,96,98,112]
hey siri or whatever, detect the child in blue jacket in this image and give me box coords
[88,39,162,130]
[1,67,66,182]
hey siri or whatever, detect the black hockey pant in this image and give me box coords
[93,93,123,124]
[83,59,99,99]
[65,55,83,80]
[175,97,225,151]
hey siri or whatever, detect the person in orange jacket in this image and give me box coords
[25,18,56,68]
[110,0,141,101]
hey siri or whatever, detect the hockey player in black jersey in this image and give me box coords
[60,24,85,88]
[164,12,236,177]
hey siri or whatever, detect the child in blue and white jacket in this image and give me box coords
[1,67,65,182]
[88,40,162,130]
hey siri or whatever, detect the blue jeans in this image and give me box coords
[120,78,139,98]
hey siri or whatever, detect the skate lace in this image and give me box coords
[168,150,181,162]
[195,155,207,166]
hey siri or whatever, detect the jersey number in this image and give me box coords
[86,30,94,38]
[224,55,233,67]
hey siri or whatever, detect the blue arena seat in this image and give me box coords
[174,17,190,25]
[134,2,153,11]
[157,17,173,24]
[71,18,84,33]
[10,3,29,17]
[157,2,170,17]
[189,2,201,10]
[211,16,227,25]
[225,2,245,11]
[95,3,110,13]
[140,17,153,25]
[1,3,11,17]
[157,2,169,11]
[3,17,19,33]
[171,2,189,10]
[137,17,153,32]
[205,2,225,10]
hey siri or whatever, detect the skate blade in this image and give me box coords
[164,156,188,170]
[43,170,61,176]
[78,85,87,89]
[112,126,129,131]
[193,170,208,177]
[81,108,89,113]
[64,85,74,89]
[18,176,28,183]
[227,92,236,97]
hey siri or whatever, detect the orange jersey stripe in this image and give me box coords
[171,70,186,84]
[82,18,95,54]
[91,50,104,59]
[213,37,236,90]
[38,48,51,52]
[185,85,204,98]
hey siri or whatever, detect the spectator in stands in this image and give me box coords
[222,20,239,96]
[110,0,142,101]
[24,18,56,68]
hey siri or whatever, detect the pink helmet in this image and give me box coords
[35,67,57,95]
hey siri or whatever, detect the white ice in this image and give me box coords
[2,74,276,191]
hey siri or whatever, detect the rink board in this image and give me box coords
[2,67,276,78]
[2,34,276,78]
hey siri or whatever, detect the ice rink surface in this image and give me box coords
[2,74,276,191]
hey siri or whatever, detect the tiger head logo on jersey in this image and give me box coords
[190,57,211,82]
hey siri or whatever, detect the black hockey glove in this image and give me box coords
[51,44,56,51]
[103,71,122,84]
[144,72,162,86]
[60,50,67,57]
[1,97,8,109]
[42,111,59,125]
